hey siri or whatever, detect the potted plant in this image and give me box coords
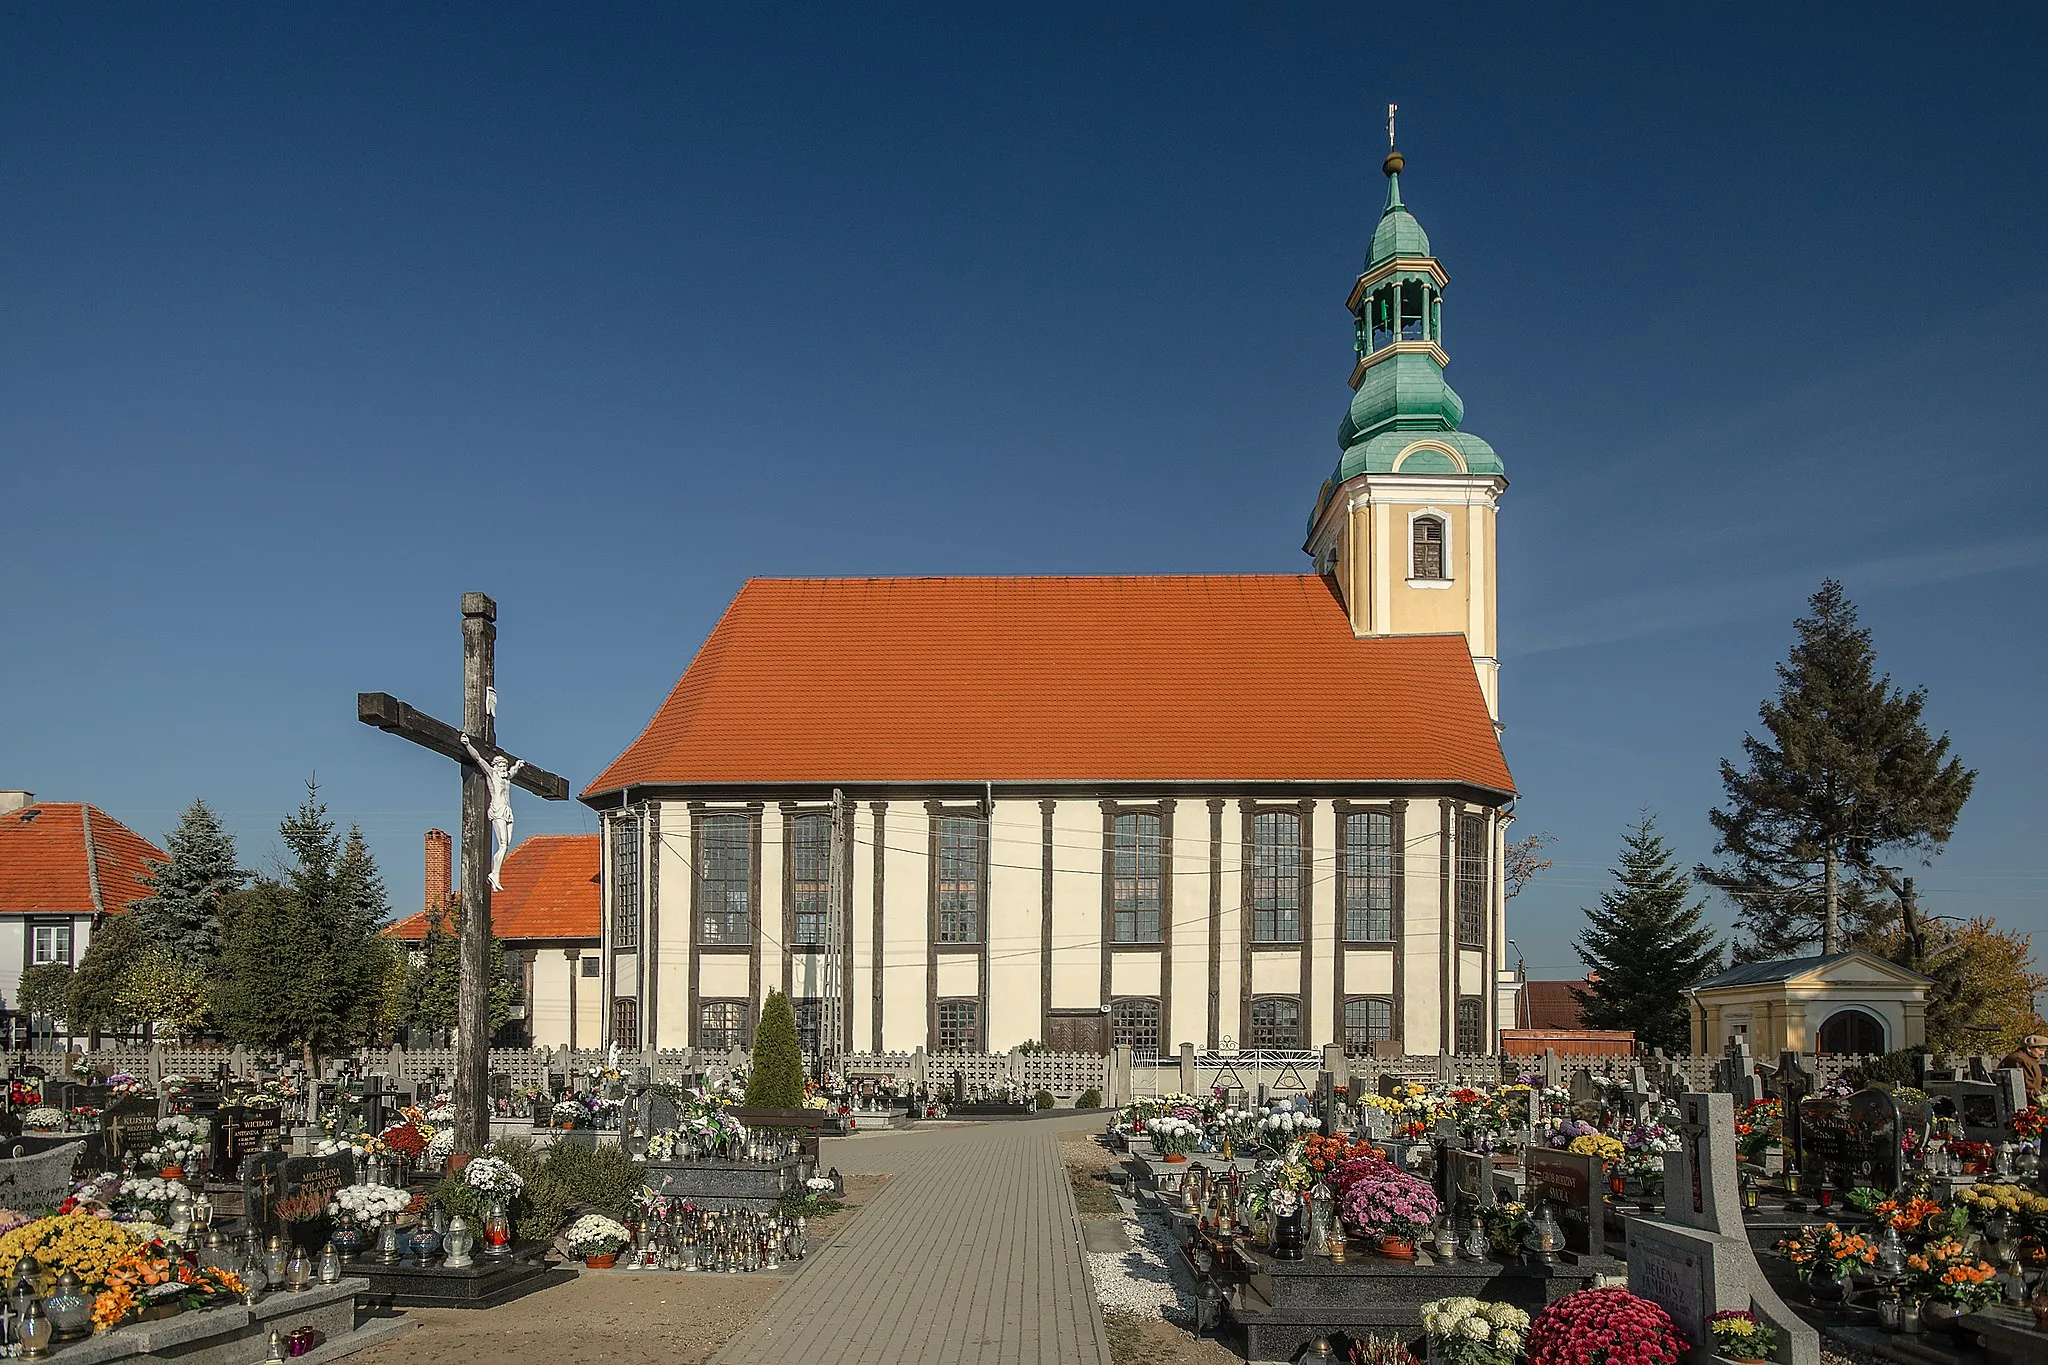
[1528,1288,1685,1365]
[143,1116,205,1180]
[1422,1296,1530,1365]
[1907,1237,2001,1333]
[553,1099,586,1130]
[1336,1159,1439,1258]
[330,1183,412,1258]
[1707,1310,1779,1363]
[1145,1117,1199,1163]
[1773,1223,1877,1304]
[565,1214,631,1268]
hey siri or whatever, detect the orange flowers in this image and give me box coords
[1775,1223,1877,1279]
[1872,1198,1944,1232]
[1302,1134,1384,1174]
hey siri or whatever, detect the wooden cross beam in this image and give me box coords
[356,693,569,800]
[357,592,566,1155]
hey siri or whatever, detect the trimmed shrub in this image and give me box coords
[1035,1089,1057,1111]
[1077,1088,1102,1110]
[745,989,807,1109]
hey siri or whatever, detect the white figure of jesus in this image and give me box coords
[460,734,525,891]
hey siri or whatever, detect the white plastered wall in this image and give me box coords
[987,799,1042,1050]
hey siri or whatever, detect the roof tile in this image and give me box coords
[386,834,598,942]
[0,804,164,917]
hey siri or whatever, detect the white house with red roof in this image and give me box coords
[385,829,602,1050]
[580,152,1522,1061]
[0,791,165,1042]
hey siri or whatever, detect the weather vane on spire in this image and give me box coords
[1387,102,1398,150]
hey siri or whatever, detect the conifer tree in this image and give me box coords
[212,783,392,1069]
[131,799,246,966]
[67,912,146,1037]
[1698,580,1974,958]
[1573,815,1722,1053]
[403,907,512,1041]
[744,990,806,1108]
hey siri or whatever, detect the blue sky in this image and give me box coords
[4,6,2044,977]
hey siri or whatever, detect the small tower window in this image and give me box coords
[1412,516,1446,580]
[1371,287,1396,351]
[1400,280,1427,341]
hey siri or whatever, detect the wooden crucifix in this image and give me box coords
[357,592,568,1154]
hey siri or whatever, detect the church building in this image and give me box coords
[580,148,1517,1059]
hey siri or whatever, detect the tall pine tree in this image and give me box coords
[131,799,246,966]
[1697,580,1974,958]
[212,783,391,1068]
[1574,815,1722,1053]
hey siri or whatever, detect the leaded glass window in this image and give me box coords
[612,997,640,1050]
[1343,997,1394,1053]
[1456,814,1487,948]
[791,813,830,948]
[937,815,985,944]
[1110,998,1161,1053]
[1455,997,1484,1055]
[1112,813,1162,943]
[1343,810,1394,942]
[935,998,980,1054]
[1249,996,1300,1049]
[1250,812,1302,943]
[610,816,641,950]
[699,815,752,945]
[699,1001,744,1052]
[793,998,823,1055]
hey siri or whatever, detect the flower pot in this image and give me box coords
[159,1165,184,1180]
[1919,1299,1968,1335]
[443,1151,473,1177]
[331,1227,367,1260]
[1377,1236,1416,1260]
[584,1252,618,1269]
[1809,1274,1848,1306]
[1162,1153,1188,1164]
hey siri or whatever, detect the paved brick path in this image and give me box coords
[713,1116,1113,1365]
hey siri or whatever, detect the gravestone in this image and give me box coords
[1523,1147,1604,1255]
[279,1152,353,1247]
[1540,1049,1565,1092]
[242,1150,288,1242]
[66,1084,113,1117]
[1626,1093,1817,1365]
[1376,1074,1408,1099]
[1447,1148,1497,1210]
[1776,1053,1812,1166]
[1568,1070,1601,1109]
[1797,1087,1922,1193]
[646,1089,682,1136]
[1929,1076,2017,1143]
[212,1103,284,1181]
[107,1096,161,1160]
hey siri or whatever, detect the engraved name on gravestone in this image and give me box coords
[242,1150,287,1242]
[1523,1146,1604,1255]
[213,1104,283,1181]
[107,1096,161,1159]
[280,1152,353,1241]
[1797,1088,1917,1192]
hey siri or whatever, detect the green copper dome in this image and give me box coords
[1312,150,1504,530]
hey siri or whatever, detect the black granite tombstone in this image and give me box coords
[107,1096,160,1160]
[1524,1147,1605,1255]
[1796,1087,1921,1193]
[212,1104,284,1181]
[242,1150,287,1241]
[278,1152,353,1250]
[1447,1148,1497,1210]
[66,1084,113,1117]
[1776,1052,1813,1166]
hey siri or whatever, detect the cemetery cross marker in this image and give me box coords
[357,592,569,1155]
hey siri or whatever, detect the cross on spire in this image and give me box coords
[1387,102,1398,151]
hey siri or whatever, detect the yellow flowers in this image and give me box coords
[0,1215,143,1294]
[1567,1134,1626,1165]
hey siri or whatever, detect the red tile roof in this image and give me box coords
[585,576,1514,794]
[386,834,598,942]
[0,804,164,917]
[1521,980,1598,1031]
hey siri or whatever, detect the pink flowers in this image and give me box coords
[1527,1289,1686,1365]
[1335,1162,1440,1241]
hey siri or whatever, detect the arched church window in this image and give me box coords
[1412,516,1446,580]
[1816,1009,1886,1056]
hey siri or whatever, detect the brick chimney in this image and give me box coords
[424,829,453,911]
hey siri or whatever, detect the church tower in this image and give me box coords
[1305,143,1507,722]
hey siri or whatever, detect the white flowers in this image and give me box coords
[1145,1117,1200,1156]
[1421,1296,1530,1365]
[118,1176,191,1217]
[805,1176,835,1193]
[156,1115,204,1141]
[464,1154,524,1198]
[23,1107,64,1129]
[143,1137,203,1169]
[425,1128,456,1167]
[332,1182,412,1229]
[564,1214,630,1256]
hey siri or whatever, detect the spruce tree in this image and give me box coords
[212,782,391,1068]
[1697,580,1974,958]
[1573,815,1722,1054]
[744,990,806,1108]
[67,912,147,1036]
[131,799,246,966]
[403,907,512,1042]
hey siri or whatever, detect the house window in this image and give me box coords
[1456,814,1487,948]
[935,998,981,1054]
[1248,996,1301,1049]
[937,815,985,944]
[609,817,641,950]
[1111,998,1161,1053]
[1250,811,1302,943]
[1343,997,1395,1053]
[1455,997,1484,1055]
[612,997,640,1050]
[699,1001,745,1052]
[1112,813,1162,943]
[793,998,823,1055]
[1342,810,1395,942]
[1412,516,1446,580]
[30,923,73,966]
[699,815,752,945]
[790,813,831,948]
[579,957,600,978]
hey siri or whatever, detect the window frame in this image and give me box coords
[934,997,982,1054]
[1109,811,1164,945]
[1110,997,1162,1054]
[1248,810,1304,945]
[793,998,824,1056]
[1455,813,1488,950]
[929,808,987,948]
[1343,996,1397,1054]
[786,809,832,951]
[609,815,641,951]
[579,957,601,979]
[1338,806,1399,944]
[1408,510,1451,584]
[1248,995,1302,1050]
[697,999,747,1053]
[1454,996,1485,1056]
[30,921,73,966]
[697,813,755,947]
[612,996,641,1051]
